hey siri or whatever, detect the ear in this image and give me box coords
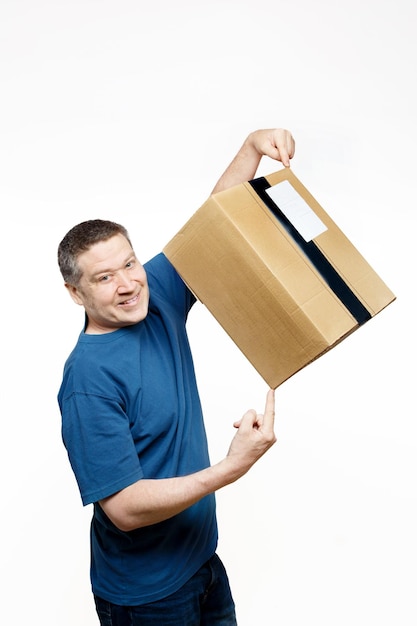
[65,283,84,306]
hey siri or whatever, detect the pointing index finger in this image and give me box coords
[262,388,276,430]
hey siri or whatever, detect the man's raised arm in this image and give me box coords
[211,127,295,195]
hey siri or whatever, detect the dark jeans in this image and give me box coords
[94,553,237,625]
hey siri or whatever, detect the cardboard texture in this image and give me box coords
[163,169,396,388]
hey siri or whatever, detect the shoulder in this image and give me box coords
[145,253,196,315]
[144,253,181,289]
[58,329,134,401]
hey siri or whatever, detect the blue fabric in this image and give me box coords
[94,554,237,626]
[58,253,218,605]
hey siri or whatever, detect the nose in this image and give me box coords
[116,270,134,292]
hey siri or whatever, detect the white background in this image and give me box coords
[1,1,415,624]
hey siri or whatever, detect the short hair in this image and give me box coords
[58,219,132,285]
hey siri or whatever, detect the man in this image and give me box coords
[57,127,295,625]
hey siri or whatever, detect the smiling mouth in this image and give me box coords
[119,293,139,306]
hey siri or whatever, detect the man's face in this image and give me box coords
[66,233,150,334]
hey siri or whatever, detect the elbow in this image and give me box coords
[106,509,135,532]
[98,496,143,533]
[114,517,139,533]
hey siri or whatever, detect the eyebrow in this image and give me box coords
[90,253,136,280]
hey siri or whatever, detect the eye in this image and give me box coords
[99,275,110,282]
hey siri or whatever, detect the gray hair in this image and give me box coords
[58,219,132,285]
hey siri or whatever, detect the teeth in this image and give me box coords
[123,295,138,305]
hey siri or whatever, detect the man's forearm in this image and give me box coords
[211,127,295,195]
[99,456,245,532]
[211,133,263,194]
[99,389,276,533]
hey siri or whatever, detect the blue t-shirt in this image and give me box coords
[58,253,218,605]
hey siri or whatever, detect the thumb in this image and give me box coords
[236,408,258,433]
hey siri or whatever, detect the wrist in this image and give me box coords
[244,131,262,155]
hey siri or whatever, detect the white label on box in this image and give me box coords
[266,180,327,242]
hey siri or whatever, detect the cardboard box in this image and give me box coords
[163,169,395,388]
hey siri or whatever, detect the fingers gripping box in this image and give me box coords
[163,169,395,388]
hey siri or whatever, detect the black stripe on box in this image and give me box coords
[249,176,371,325]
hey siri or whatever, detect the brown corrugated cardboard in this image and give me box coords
[163,168,396,388]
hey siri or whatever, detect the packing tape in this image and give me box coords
[249,176,372,326]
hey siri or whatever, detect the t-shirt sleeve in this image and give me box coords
[144,253,196,319]
[61,389,144,506]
